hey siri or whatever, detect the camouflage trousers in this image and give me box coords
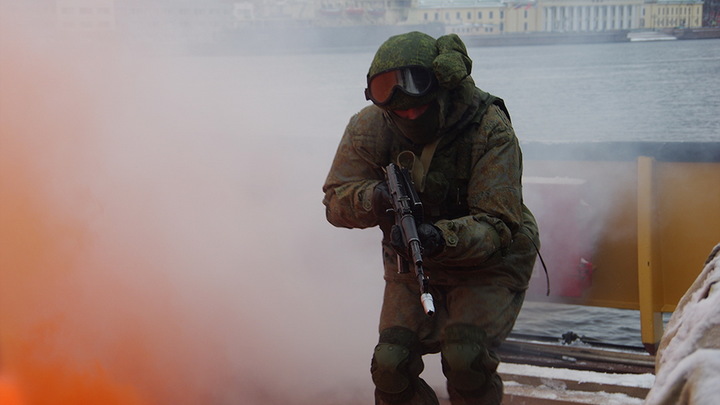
[372,280,526,405]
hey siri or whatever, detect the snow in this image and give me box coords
[499,363,655,389]
[644,243,720,405]
[423,351,653,403]
[504,380,646,404]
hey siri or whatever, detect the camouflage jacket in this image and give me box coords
[323,88,538,288]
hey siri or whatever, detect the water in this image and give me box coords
[224,38,720,146]
[468,40,720,142]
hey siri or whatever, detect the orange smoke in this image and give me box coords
[0,375,24,405]
[0,22,154,405]
[0,150,148,404]
[0,16,381,405]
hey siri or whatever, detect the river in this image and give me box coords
[224,37,720,144]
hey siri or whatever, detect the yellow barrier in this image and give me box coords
[522,142,720,353]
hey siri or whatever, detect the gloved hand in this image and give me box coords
[391,222,445,259]
[372,181,393,219]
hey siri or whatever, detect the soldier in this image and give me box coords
[322,31,540,405]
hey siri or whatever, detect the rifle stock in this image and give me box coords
[385,163,435,317]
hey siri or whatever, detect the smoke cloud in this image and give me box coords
[0,18,392,405]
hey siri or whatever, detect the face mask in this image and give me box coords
[388,100,443,145]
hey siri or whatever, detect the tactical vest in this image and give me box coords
[390,89,510,222]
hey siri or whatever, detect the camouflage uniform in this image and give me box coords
[322,32,539,405]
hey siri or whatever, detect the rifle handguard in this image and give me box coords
[385,163,435,317]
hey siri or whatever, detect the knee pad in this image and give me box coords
[371,343,411,394]
[441,324,499,392]
[370,327,423,395]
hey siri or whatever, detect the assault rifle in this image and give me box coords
[384,163,435,317]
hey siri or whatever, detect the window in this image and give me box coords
[478,11,482,19]
[489,11,493,19]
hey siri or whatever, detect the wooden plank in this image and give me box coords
[497,337,656,374]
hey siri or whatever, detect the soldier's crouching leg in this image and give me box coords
[441,323,503,405]
[371,327,438,404]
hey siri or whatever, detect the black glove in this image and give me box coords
[372,181,393,219]
[391,222,445,259]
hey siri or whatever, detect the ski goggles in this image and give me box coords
[365,66,436,106]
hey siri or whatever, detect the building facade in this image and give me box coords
[640,0,704,29]
[504,1,543,33]
[407,0,507,34]
[404,0,703,33]
[0,0,707,45]
[539,0,644,32]
[55,0,116,32]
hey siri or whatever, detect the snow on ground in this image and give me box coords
[499,363,655,389]
[644,244,720,405]
[497,363,653,404]
[504,380,646,404]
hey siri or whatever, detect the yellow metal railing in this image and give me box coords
[522,142,720,352]
[637,156,664,352]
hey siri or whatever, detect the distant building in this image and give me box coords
[404,0,703,34]
[0,0,708,48]
[312,0,416,26]
[640,0,704,29]
[56,0,116,32]
[539,0,644,32]
[705,0,719,25]
[407,0,509,35]
[113,0,235,45]
[504,1,543,33]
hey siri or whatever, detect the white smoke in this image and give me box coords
[0,16,392,405]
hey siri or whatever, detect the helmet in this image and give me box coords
[366,31,439,111]
[365,32,473,111]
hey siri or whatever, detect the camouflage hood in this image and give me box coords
[368,32,479,144]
